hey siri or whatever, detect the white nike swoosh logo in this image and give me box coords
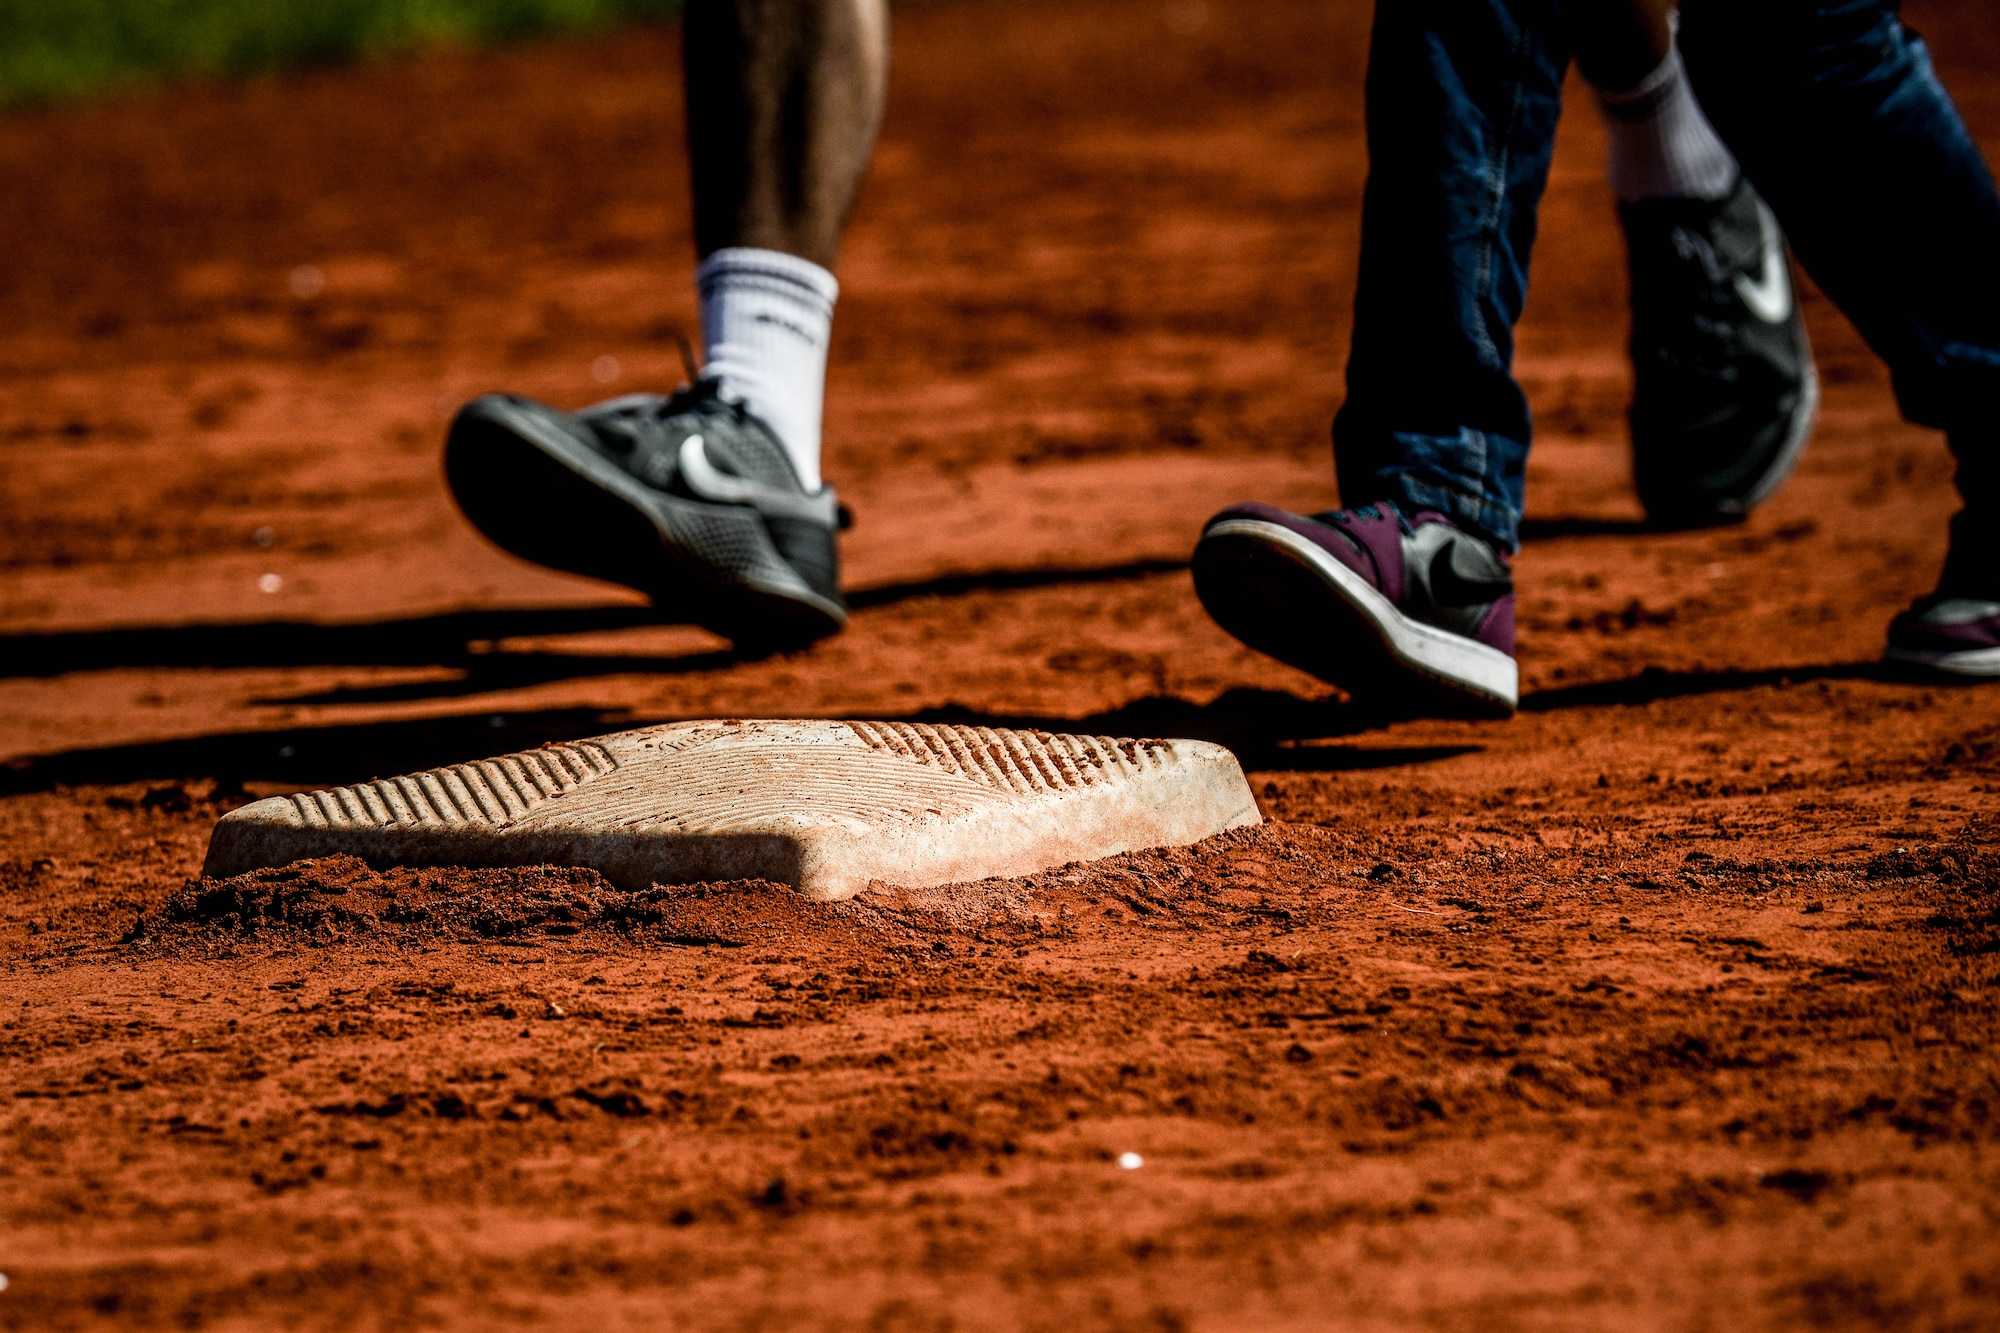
[1732,201,1792,324]
[677,434,840,527]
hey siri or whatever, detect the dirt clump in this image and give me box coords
[153,854,627,940]
[151,854,912,950]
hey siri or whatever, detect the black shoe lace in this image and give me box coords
[583,378,743,457]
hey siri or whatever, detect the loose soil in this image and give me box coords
[4,1,2000,1328]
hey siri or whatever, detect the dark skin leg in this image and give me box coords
[684,0,889,268]
[679,0,1653,264]
[1569,0,1674,92]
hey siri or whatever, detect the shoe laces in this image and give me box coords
[1315,501,1409,534]
[583,378,746,456]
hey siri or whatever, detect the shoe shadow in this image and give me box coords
[1236,742,1483,772]
[877,692,1449,772]
[1519,659,1896,710]
[10,654,1926,799]
[0,688,1474,796]
[846,557,1187,610]
[3,605,668,680]
[1517,514,1766,542]
[1517,516,1660,542]
[249,648,751,707]
[0,705,635,798]
[0,558,1194,702]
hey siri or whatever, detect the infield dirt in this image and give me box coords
[4,0,2000,1328]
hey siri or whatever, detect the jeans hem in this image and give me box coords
[1373,472,1519,552]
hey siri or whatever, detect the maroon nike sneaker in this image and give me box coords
[1192,501,1517,717]
[1885,595,2000,679]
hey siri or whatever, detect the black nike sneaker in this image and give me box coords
[1192,501,1518,717]
[1621,175,1818,527]
[445,379,845,649]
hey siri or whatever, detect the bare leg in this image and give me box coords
[684,0,889,267]
[442,1,882,651]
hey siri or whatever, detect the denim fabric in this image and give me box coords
[1332,0,1569,551]
[1335,0,2000,567]
[1678,0,2000,588]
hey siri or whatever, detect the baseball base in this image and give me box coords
[201,719,1261,900]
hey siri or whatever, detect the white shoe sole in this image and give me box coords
[1884,644,2000,679]
[1197,518,1518,713]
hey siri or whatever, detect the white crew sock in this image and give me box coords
[695,247,840,491]
[1593,43,1739,203]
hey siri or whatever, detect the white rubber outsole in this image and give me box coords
[1202,518,1519,710]
[1884,644,2000,679]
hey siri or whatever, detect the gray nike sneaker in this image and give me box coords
[445,379,845,648]
[1621,175,1819,527]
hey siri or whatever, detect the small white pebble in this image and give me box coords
[257,572,282,594]
[591,354,622,384]
[1117,1151,1144,1170]
[0,1271,9,1291]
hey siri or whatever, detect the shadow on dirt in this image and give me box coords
[1251,742,1483,771]
[252,653,746,707]
[846,557,1187,609]
[0,558,1192,694]
[0,706,634,796]
[251,560,1200,705]
[0,605,662,680]
[1517,516,1660,542]
[1520,660,1896,710]
[890,695,1435,772]
[0,688,1439,795]
[0,656,1927,796]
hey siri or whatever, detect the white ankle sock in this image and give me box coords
[1593,44,1739,203]
[695,247,839,491]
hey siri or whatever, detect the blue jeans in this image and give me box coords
[1333,0,2000,571]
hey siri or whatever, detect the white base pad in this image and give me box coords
[201,720,1262,900]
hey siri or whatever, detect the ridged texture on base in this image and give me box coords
[201,720,1261,899]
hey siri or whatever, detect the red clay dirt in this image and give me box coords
[3,0,2000,1327]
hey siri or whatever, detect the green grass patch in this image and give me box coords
[0,0,683,107]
